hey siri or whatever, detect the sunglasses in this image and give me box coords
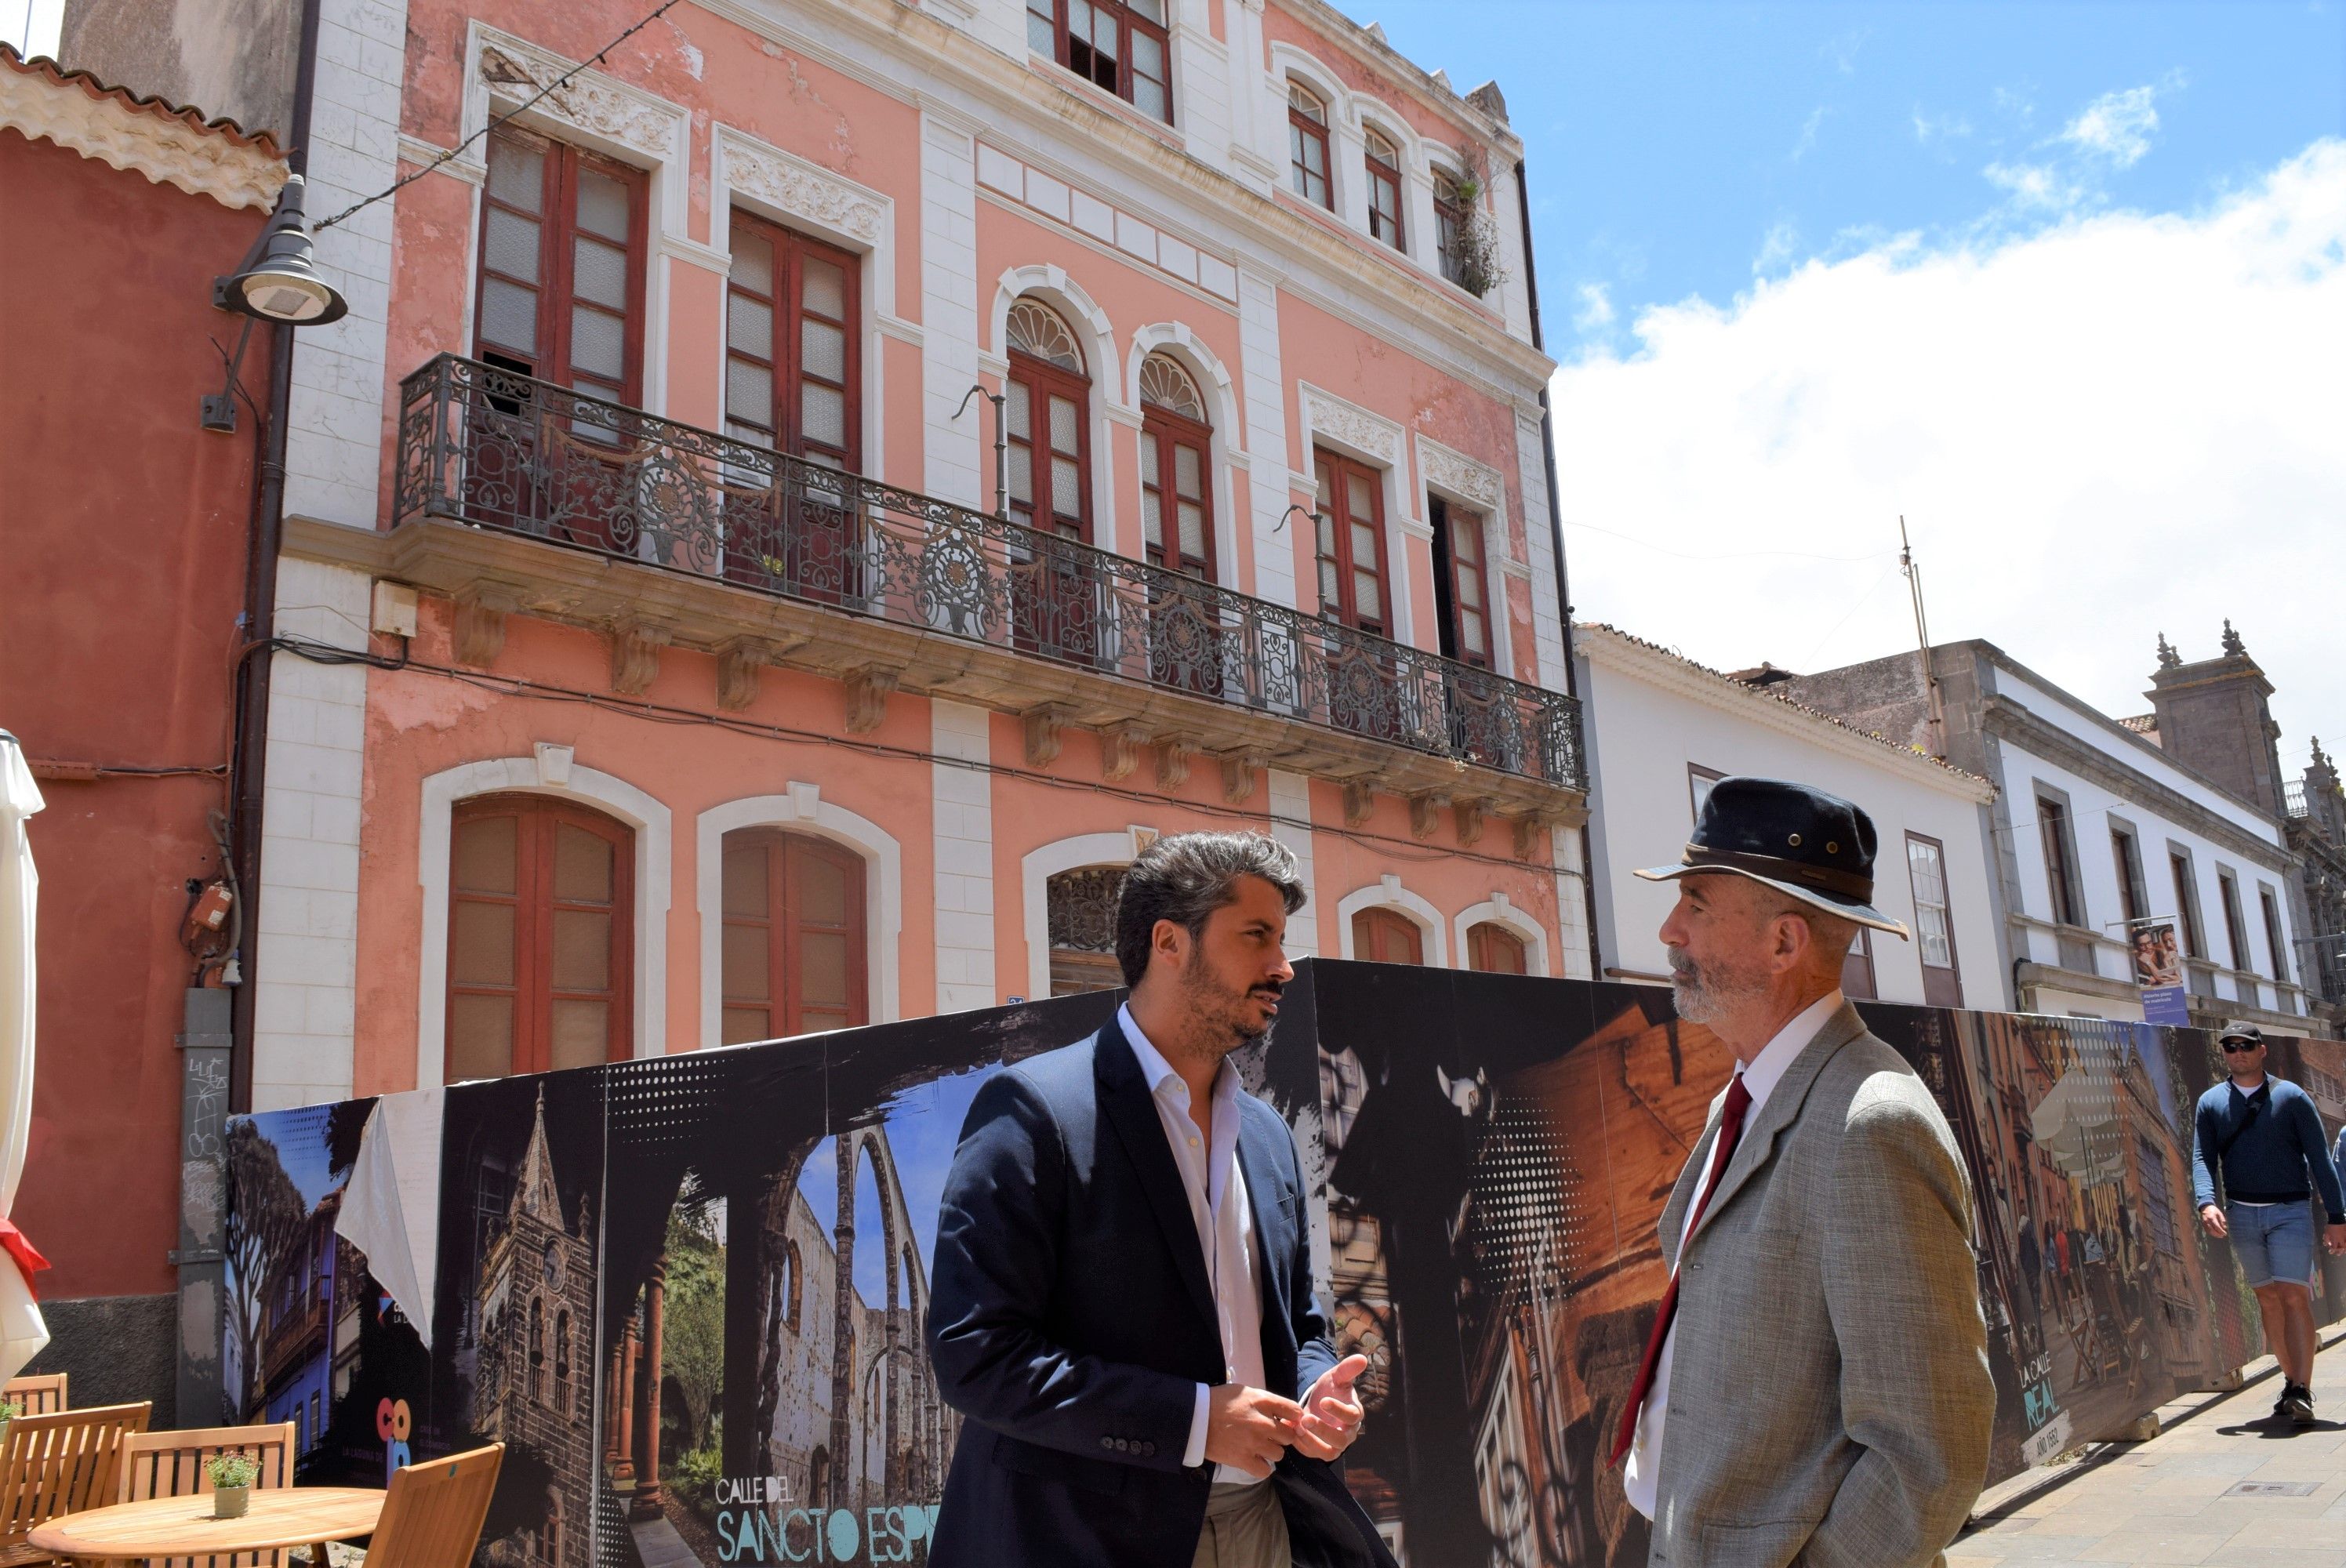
[2221,1041,2260,1054]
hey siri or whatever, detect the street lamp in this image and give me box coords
[202,176,347,432]
[213,174,347,325]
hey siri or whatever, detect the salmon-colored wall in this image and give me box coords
[351,598,946,1093]
[1275,289,1535,673]
[0,129,272,1300]
[1262,3,1485,155]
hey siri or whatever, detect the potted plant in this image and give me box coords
[206,1454,260,1519]
[0,1399,20,1450]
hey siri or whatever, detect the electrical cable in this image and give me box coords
[312,0,687,234]
[258,633,1570,877]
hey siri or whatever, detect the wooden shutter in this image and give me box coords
[1905,833,1964,1007]
[474,127,648,405]
[1288,82,1332,208]
[1467,922,1527,975]
[1352,907,1423,965]
[1313,450,1391,633]
[721,829,868,1043]
[1364,129,1404,249]
[448,794,633,1080]
[725,212,861,470]
[1431,495,1492,666]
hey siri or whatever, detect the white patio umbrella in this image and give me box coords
[0,733,51,1379]
[2028,1040,2128,1189]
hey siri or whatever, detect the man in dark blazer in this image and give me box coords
[927,831,1395,1568]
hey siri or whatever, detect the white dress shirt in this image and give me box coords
[1120,1004,1270,1485]
[1625,989,1845,1519]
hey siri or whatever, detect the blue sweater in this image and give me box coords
[2190,1076,2346,1221]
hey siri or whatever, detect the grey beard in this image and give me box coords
[1669,956,1766,1025]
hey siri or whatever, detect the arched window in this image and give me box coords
[1364,129,1404,250]
[448,794,634,1080]
[1433,169,1469,286]
[721,830,868,1044]
[1287,82,1332,209]
[1352,908,1423,965]
[1046,865,1128,996]
[1004,299,1091,542]
[1138,354,1212,581]
[808,1445,830,1511]
[1466,921,1527,975]
[554,1310,572,1416]
[783,1238,803,1333]
[528,1297,546,1405]
[539,1489,562,1568]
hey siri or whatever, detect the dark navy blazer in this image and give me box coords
[925,1017,1396,1568]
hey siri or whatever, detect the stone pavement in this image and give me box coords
[1953,1327,2346,1567]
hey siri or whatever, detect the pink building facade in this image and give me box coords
[234,0,1587,1104]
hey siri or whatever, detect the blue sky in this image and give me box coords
[1360,1,2345,355]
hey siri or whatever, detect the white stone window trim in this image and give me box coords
[1021,829,1157,1004]
[416,752,673,1091]
[695,789,905,1051]
[1296,381,1418,647]
[1128,324,1246,587]
[1335,875,1450,967]
[987,264,1124,548]
[458,21,693,418]
[1414,430,1515,678]
[1269,45,1354,219]
[709,123,899,481]
[1454,895,1549,978]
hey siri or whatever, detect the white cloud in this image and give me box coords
[1791,107,1827,162]
[2060,83,2162,167]
[1912,107,1974,147]
[1572,282,1616,331]
[1753,221,1799,277]
[1550,141,2346,760]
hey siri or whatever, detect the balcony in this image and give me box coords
[380,355,1584,819]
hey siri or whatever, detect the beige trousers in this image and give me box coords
[1190,1480,1291,1568]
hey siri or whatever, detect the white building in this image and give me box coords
[1782,640,2323,1033]
[1575,624,2002,1011]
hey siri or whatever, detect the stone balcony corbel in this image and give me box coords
[844,666,899,735]
[610,619,670,697]
[452,580,525,667]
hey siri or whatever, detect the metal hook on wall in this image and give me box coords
[1276,503,1323,535]
[954,383,1010,521]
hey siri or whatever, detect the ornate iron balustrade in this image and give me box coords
[394,354,1584,790]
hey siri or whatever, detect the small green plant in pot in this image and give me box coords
[206,1454,260,1519]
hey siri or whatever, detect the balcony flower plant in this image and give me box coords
[206,1453,260,1519]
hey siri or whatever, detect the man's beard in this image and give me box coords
[1181,960,1280,1047]
[1667,946,1769,1025]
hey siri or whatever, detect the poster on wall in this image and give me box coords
[2130,922,2191,1026]
[225,964,2341,1568]
[223,1096,437,1489]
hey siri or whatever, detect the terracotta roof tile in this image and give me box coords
[1,42,281,157]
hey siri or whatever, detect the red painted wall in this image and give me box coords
[0,127,271,1301]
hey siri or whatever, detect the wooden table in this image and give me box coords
[29,1487,385,1563]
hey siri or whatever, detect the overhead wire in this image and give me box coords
[312,0,688,234]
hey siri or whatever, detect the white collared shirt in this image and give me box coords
[1119,1004,1270,1485]
[1624,989,1845,1519]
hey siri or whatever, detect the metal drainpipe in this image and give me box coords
[1511,156,1604,978]
[227,0,322,1114]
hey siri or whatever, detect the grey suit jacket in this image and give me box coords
[1643,1002,1994,1568]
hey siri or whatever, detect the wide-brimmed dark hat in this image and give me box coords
[1636,776,1911,938]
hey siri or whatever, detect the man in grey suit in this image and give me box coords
[1614,777,1995,1568]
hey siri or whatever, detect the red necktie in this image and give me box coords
[1610,1073,1753,1468]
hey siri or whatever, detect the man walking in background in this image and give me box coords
[2191,1022,2346,1426]
[1617,777,1994,1567]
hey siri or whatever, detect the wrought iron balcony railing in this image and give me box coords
[394,354,1584,791]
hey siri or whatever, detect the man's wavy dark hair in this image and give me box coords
[1113,831,1306,988]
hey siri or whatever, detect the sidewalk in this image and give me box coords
[1953,1328,2346,1566]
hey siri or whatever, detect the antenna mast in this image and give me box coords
[1901,516,1948,759]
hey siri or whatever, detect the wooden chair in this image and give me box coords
[367,1445,503,1568]
[117,1424,297,1568]
[0,1380,64,1418]
[0,1402,152,1568]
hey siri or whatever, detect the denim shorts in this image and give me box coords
[2228,1200,2316,1290]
